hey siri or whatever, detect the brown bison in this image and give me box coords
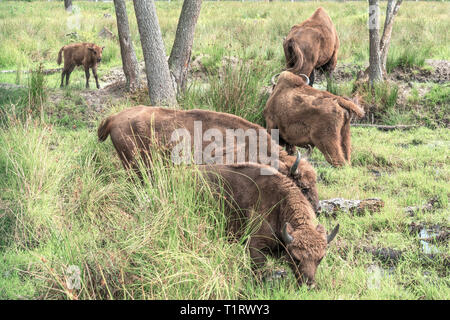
[98,106,319,211]
[283,7,339,86]
[199,163,339,287]
[264,71,365,167]
[57,42,104,89]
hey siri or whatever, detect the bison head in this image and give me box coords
[88,46,104,63]
[287,152,319,212]
[281,222,339,287]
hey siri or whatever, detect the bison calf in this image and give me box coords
[264,71,365,167]
[283,7,339,86]
[57,43,104,89]
[199,163,339,287]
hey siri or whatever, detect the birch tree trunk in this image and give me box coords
[380,0,403,75]
[368,0,383,85]
[133,0,177,106]
[64,0,72,12]
[114,0,141,92]
[168,0,202,93]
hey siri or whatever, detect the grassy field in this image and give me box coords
[0,1,449,300]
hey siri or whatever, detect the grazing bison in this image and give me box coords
[98,106,319,211]
[57,42,104,89]
[283,7,339,86]
[264,71,365,167]
[199,163,339,287]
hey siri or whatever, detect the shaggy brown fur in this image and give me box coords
[264,71,365,167]
[98,106,319,211]
[57,42,104,89]
[283,7,339,86]
[199,163,338,286]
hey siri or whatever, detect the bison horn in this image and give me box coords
[299,73,310,85]
[289,151,301,176]
[282,222,294,244]
[271,73,281,86]
[327,224,340,244]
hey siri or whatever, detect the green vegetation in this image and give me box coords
[0,1,449,300]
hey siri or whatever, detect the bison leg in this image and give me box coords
[84,67,90,89]
[341,118,352,164]
[249,242,268,271]
[60,70,66,88]
[277,134,296,155]
[65,65,75,87]
[285,144,297,155]
[92,66,100,89]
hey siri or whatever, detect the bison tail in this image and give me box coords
[338,97,365,119]
[57,46,64,65]
[286,39,304,75]
[98,116,113,142]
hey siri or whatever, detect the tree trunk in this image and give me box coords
[64,0,72,12]
[379,0,403,75]
[368,0,383,84]
[133,0,177,106]
[114,0,141,92]
[168,0,202,93]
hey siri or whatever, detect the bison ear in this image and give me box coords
[282,222,294,245]
[316,224,326,234]
[102,46,105,50]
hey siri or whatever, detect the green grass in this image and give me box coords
[0,1,449,300]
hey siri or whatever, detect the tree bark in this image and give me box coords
[379,0,403,75]
[368,0,383,84]
[64,0,72,12]
[168,0,202,93]
[133,0,177,106]
[114,0,141,92]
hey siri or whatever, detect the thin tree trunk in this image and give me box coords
[64,0,72,12]
[368,0,383,85]
[168,0,202,93]
[380,0,403,75]
[133,0,177,106]
[114,0,140,92]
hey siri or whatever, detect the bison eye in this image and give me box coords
[301,187,309,194]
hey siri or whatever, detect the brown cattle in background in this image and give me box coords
[199,163,339,287]
[283,7,339,86]
[57,42,104,89]
[98,106,319,212]
[264,71,365,167]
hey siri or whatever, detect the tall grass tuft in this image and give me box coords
[386,46,430,73]
[0,116,253,299]
[181,60,266,126]
[27,63,46,113]
[356,81,399,122]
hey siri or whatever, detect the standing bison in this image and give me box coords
[264,71,365,167]
[283,7,339,86]
[98,106,319,211]
[57,42,104,89]
[199,163,339,287]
